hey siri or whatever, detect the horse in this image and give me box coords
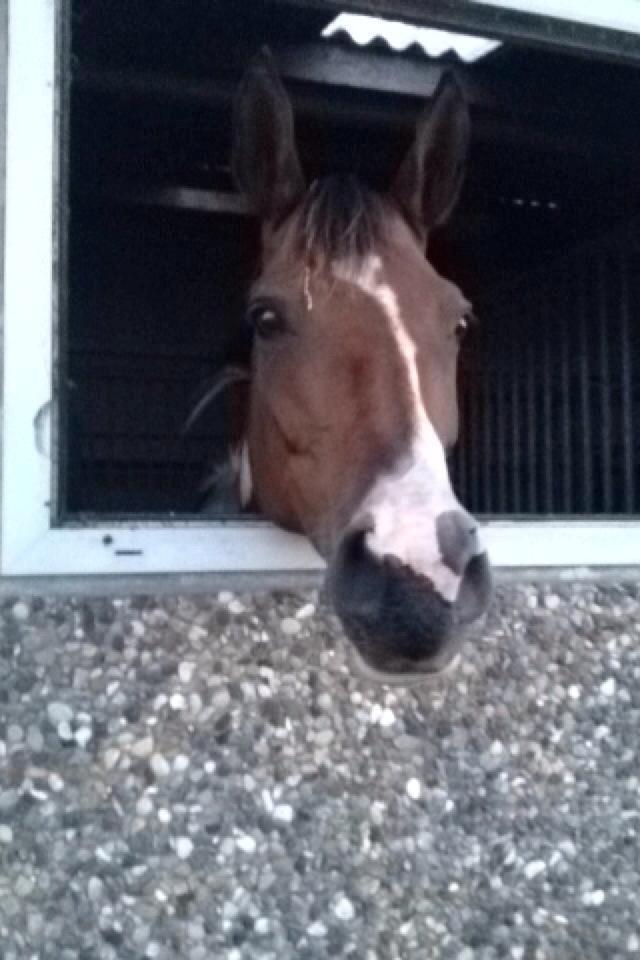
[210,50,492,681]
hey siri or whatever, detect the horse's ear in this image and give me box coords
[390,72,470,242]
[232,48,305,225]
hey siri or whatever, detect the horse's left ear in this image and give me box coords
[232,48,305,226]
[390,72,470,243]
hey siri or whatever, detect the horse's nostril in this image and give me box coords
[436,509,480,576]
[455,551,493,625]
[386,553,404,572]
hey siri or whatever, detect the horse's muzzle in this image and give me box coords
[327,527,492,680]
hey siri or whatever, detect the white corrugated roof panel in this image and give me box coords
[321,13,502,63]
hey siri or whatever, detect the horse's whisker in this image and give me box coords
[182,365,249,434]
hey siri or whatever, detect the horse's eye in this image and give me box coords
[246,302,287,339]
[455,311,476,343]
[454,318,467,343]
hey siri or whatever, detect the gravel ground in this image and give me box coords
[1,581,639,960]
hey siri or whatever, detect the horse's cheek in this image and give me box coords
[248,424,301,532]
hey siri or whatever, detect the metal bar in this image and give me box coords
[542,284,554,513]
[114,186,254,217]
[482,361,492,513]
[618,252,635,512]
[464,390,472,506]
[511,324,521,514]
[455,397,468,506]
[106,377,115,510]
[597,256,613,512]
[496,368,507,512]
[560,273,573,512]
[578,260,593,512]
[526,295,537,514]
[470,364,480,514]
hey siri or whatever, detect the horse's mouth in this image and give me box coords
[348,643,462,686]
[342,610,489,685]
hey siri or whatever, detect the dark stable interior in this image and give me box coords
[63,0,640,519]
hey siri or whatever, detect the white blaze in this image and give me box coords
[340,255,465,602]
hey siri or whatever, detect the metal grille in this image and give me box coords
[450,222,640,515]
[64,206,255,516]
[66,344,231,514]
[66,208,639,518]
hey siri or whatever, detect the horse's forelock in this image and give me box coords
[296,175,389,267]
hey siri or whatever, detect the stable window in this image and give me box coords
[2,0,640,576]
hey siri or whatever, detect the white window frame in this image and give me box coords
[1,0,639,578]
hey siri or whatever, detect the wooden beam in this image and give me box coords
[76,35,640,136]
[271,41,640,131]
[74,65,419,130]
[91,185,256,216]
[274,42,444,99]
[74,64,640,178]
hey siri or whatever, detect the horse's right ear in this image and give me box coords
[232,48,305,225]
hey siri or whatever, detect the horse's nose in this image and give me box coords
[328,527,455,675]
[436,509,480,576]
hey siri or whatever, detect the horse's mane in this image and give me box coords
[296,174,389,265]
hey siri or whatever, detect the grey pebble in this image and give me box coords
[131,736,154,758]
[0,825,13,844]
[296,603,316,619]
[103,747,121,770]
[47,702,74,725]
[26,725,45,752]
[73,667,90,689]
[49,773,64,792]
[87,876,104,900]
[179,661,197,683]
[7,724,23,743]
[211,688,231,712]
[188,624,208,644]
[333,894,355,920]
[15,875,35,897]
[74,726,92,749]
[12,601,30,620]
[315,728,334,747]
[173,836,194,859]
[272,803,295,823]
[0,789,19,811]
[150,754,171,778]
[56,721,74,742]
[1,584,639,960]
[136,796,154,816]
